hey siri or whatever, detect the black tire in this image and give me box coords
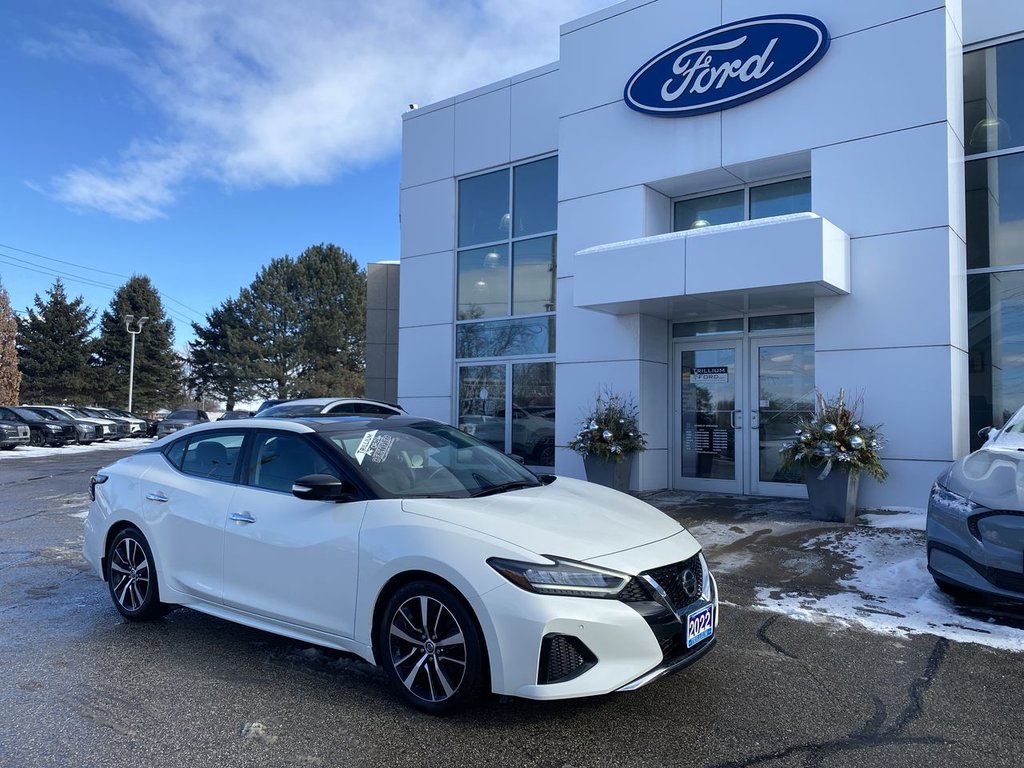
[377,580,485,715]
[28,430,43,447]
[106,528,170,621]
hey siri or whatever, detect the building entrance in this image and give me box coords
[672,320,815,497]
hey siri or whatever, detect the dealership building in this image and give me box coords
[393,0,1024,509]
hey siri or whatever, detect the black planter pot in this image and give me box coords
[583,454,634,493]
[804,467,860,523]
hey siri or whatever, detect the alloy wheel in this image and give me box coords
[109,536,151,612]
[388,595,468,703]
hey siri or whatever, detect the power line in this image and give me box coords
[0,240,130,279]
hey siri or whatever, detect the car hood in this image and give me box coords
[944,446,1024,511]
[401,476,684,562]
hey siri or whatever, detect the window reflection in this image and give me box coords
[964,39,1024,156]
[456,317,554,359]
[674,190,744,231]
[966,154,1024,269]
[513,158,557,237]
[750,178,811,220]
[457,245,509,320]
[512,236,556,315]
[512,362,555,467]
[458,169,509,247]
[458,366,506,453]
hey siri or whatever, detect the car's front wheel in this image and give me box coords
[28,430,43,447]
[106,528,169,620]
[378,580,485,714]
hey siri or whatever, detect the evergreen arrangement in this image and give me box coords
[779,389,888,482]
[569,390,647,461]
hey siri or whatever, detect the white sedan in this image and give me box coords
[84,416,718,713]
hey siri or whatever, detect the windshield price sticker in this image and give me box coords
[353,430,396,465]
[691,366,729,383]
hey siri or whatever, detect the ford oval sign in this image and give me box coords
[624,15,830,117]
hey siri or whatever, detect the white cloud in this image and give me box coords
[33,0,612,219]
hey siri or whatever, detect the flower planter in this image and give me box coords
[804,467,861,524]
[584,454,634,493]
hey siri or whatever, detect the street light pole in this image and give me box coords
[125,314,149,412]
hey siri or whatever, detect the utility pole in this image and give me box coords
[125,315,149,412]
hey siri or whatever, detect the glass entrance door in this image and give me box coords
[675,343,743,493]
[748,338,815,497]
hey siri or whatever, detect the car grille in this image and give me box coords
[537,633,597,685]
[643,554,704,611]
[617,578,652,602]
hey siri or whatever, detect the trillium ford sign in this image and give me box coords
[624,15,830,117]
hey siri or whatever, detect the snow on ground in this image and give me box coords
[860,509,927,531]
[0,437,153,460]
[755,527,1024,652]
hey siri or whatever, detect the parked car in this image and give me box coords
[0,416,31,450]
[156,409,211,437]
[218,410,253,421]
[78,407,132,439]
[84,416,717,714]
[460,406,555,466]
[24,406,103,444]
[0,406,75,447]
[43,406,117,441]
[254,397,405,419]
[255,399,289,414]
[104,408,149,436]
[928,404,1024,602]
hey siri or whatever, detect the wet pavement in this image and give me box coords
[2,452,1023,766]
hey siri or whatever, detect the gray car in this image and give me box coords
[156,409,211,436]
[927,406,1024,601]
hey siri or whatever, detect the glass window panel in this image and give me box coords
[513,235,556,315]
[458,365,507,453]
[750,177,811,220]
[249,433,332,493]
[966,154,1024,269]
[968,271,1024,450]
[457,244,509,320]
[512,362,555,467]
[964,40,1024,156]
[757,343,815,484]
[513,157,557,237]
[672,318,743,337]
[458,169,510,247]
[680,348,736,480]
[181,433,244,483]
[673,190,744,232]
[456,317,555,359]
[749,313,815,332]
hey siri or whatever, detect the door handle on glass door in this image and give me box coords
[730,410,743,428]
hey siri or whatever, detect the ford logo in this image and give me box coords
[624,15,830,117]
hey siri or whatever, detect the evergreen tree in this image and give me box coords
[0,279,21,405]
[187,298,259,410]
[15,279,95,404]
[295,243,366,397]
[233,243,367,399]
[92,276,182,412]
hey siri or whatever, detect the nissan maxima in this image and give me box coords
[928,405,1024,602]
[84,417,718,713]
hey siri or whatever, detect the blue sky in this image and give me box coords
[1,0,608,346]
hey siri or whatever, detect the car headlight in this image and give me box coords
[929,481,985,518]
[46,424,62,432]
[698,552,713,601]
[487,556,631,598]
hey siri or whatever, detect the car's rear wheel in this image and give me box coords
[106,528,169,620]
[378,580,485,715]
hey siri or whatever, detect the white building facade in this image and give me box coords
[398,0,1024,509]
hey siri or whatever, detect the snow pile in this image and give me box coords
[755,528,1024,651]
[860,509,927,531]
[0,437,153,460]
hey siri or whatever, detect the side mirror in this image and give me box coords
[978,426,994,440]
[292,474,358,502]
[505,453,526,465]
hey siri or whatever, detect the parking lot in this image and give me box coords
[2,446,1023,767]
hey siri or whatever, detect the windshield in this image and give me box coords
[324,421,540,498]
[34,408,69,422]
[13,407,45,422]
[67,408,92,419]
[257,403,326,418]
[167,410,200,420]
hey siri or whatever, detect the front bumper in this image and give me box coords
[927,483,1024,601]
[475,555,719,700]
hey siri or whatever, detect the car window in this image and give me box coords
[329,403,399,416]
[0,407,19,421]
[247,432,335,493]
[164,438,187,469]
[258,403,324,418]
[181,433,245,482]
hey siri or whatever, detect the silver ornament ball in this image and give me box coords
[823,423,837,435]
[602,429,613,441]
[850,436,865,450]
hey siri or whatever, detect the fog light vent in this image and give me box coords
[538,633,597,684]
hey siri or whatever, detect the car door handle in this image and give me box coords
[229,512,257,524]
[146,492,168,503]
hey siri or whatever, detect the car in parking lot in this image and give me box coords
[928,404,1024,602]
[254,397,405,419]
[0,406,75,446]
[78,407,132,439]
[42,406,117,441]
[0,416,31,449]
[24,406,104,444]
[156,409,211,437]
[84,416,718,714]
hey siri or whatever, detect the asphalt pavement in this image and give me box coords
[1,447,1021,767]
